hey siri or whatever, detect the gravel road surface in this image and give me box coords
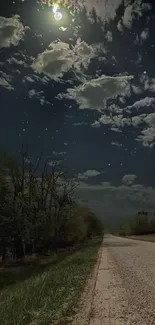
[73,234,155,325]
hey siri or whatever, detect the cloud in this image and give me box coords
[122,4,133,29]
[23,74,50,85]
[122,174,137,185]
[32,40,99,81]
[0,71,14,90]
[140,74,155,93]
[53,151,67,156]
[99,114,131,128]
[73,122,88,126]
[132,84,142,94]
[105,31,113,42]
[111,127,122,133]
[28,89,50,106]
[0,15,25,48]
[125,97,155,112]
[91,120,100,128]
[91,98,155,146]
[117,20,124,32]
[24,76,34,83]
[7,56,28,67]
[118,1,151,31]
[76,180,155,224]
[140,28,149,42]
[111,142,122,147]
[77,0,122,23]
[136,127,155,148]
[78,170,101,179]
[0,77,14,90]
[59,75,133,110]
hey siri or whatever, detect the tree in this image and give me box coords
[118,212,149,236]
[149,216,155,234]
[0,147,103,262]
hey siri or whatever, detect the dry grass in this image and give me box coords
[127,234,155,242]
[0,237,102,325]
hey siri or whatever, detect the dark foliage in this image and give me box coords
[0,148,103,262]
[118,211,155,236]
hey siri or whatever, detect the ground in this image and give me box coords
[72,234,155,324]
[0,239,101,325]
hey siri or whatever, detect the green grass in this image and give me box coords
[0,238,102,325]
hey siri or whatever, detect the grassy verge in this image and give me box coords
[126,234,155,242]
[0,237,102,325]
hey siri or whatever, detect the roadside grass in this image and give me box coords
[126,234,155,242]
[0,237,102,325]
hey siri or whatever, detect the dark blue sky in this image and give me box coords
[1,0,155,224]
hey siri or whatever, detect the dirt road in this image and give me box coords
[73,234,155,325]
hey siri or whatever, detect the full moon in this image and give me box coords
[54,11,63,20]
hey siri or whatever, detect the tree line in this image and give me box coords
[118,211,155,236]
[0,148,103,262]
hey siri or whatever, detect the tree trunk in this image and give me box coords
[14,236,24,261]
[2,246,6,262]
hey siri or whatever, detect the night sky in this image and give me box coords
[1,0,155,226]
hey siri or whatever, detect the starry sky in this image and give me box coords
[1,0,155,227]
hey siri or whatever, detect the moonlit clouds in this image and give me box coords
[92,111,155,147]
[117,0,151,31]
[76,0,123,22]
[59,75,133,110]
[122,4,133,29]
[32,40,100,80]
[0,77,14,90]
[122,174,137,185]
[76,179,155,220]
[78,170,101,179]
[140,28,149,42]
[0,71,14,90]
[0,15,25,48]
[28,89,50,105]
[125,97,155,112]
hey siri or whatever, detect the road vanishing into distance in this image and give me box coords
[73,234,155,325]
[90,234,155,325]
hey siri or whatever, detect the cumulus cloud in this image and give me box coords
[32,40,99,81]
[0,15,25,48]
[78,170,101,179]
[122,174,137,185]
[59,75,133,110]
[28,89,50,106]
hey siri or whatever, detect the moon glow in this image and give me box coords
[54,11,63,20]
